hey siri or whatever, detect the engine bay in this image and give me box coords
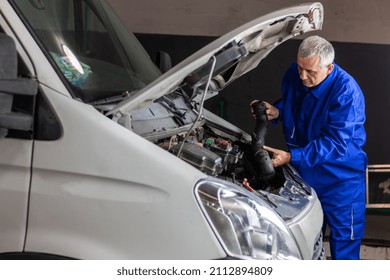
[125,90,286,192]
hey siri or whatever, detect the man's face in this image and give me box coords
[297,55,333,87]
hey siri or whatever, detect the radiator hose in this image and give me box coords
[251,101,275,181]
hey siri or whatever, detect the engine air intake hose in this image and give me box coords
[251,101,275,181]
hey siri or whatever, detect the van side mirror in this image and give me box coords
[0,79,38,136]
[0,33,38,138]
[156,51,172,73]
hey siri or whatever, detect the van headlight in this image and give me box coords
[195,178,302,260]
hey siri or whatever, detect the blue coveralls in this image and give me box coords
[274,63,367,260]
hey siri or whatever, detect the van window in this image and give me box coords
[11,0,161,103]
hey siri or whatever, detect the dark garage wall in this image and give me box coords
[136,33,390,165]
[111,0,390,46]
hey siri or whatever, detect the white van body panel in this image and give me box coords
[0,1,222,259]
[0,138,31,252]
[26,86,223,259]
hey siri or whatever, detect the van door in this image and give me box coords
[0,139,33,253]
[0,32,35,253]
[0,47,55,256]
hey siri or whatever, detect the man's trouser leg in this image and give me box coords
[329,238,362,260]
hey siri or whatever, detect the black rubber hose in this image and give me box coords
[251,101,275,181]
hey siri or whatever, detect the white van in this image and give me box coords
[0,0,325,260]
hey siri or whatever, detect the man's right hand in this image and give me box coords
[263,145,291,167]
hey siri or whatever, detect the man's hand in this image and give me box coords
[250,100,279,120]
[263,145,291,167]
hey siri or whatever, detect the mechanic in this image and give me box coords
[251,35,367,259]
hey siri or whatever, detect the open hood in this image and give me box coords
[107,2,323,117]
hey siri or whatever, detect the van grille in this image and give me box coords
[312,232,326,260]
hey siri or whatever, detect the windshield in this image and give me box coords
[11,0,161,103]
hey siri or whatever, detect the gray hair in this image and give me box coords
[298,35,335,68]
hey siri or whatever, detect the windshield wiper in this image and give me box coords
[89,91,131,106]
[158,95,187,117]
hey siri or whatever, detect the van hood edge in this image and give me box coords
[107,2,323,117]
